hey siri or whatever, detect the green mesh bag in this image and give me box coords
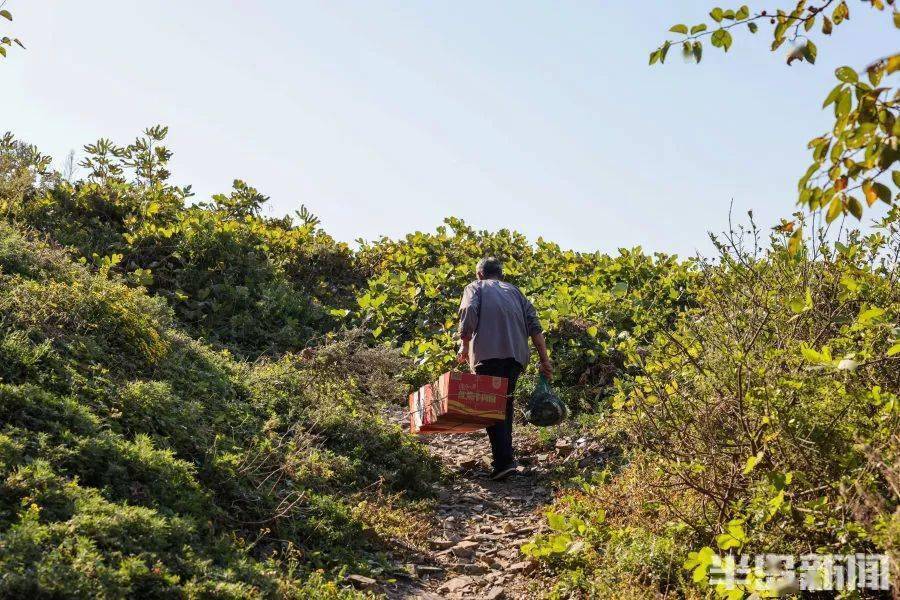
[525,375,569,427]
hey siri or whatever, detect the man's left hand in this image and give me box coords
[457,348,469,364]
[457,340,469,365]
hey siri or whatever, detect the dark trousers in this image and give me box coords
[475,358,522,469]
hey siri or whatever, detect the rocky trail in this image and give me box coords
[363,409,606,599]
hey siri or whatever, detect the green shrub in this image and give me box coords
[354,218,695,409]
[0,222,429,596]
[529,218,900,597]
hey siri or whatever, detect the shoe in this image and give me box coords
[490,462,519,481]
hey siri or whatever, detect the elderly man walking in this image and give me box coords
[457,257,553,480]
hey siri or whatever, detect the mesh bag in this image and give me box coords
[525,375,569,427]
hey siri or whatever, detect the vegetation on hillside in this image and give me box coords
[522,216,900,598]
[0,176,438,595]
[2,121,899,596]
[353,219,695,408]
[2,0,897,597]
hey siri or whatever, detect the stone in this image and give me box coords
[439,575,474,593]
[555,438,573,455]
[458,457,479,470]
[485,587,506,600]
[430,538,455,550]
[456,562,488,575]
[508,561,535,574]
[346,574,376,589]
[413,564,445,578]
[451,540,479,558]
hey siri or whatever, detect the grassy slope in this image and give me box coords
[0,223,439,598]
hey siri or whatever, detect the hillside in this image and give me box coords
[1,129,898,598]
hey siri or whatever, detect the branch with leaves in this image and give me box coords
[0,2,25,60]
[652,1,899,240]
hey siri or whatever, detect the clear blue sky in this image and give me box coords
[4,2,896,256]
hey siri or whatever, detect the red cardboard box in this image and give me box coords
[409,371,508,435]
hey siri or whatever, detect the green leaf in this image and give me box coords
[0,10,11,21]
[801,344,823,363]
[835,90,851,119]
[692,41,702,63]
[835,66,858,83]
[736,5,750,20]
[872,182,892,204]
[894,12,900,29]
[669,24,689,34]
[660,41,671,63]
[371,293,388,308]
[587,325,599,337]
[802,40,817,64]
[858,306,885,325]
[847,195,862,219]
[547,512,567,532]
[649,50,660,65]
[804,14,816,32]
[690,24,708,34]
[747,22,758,33]
[710,7,724,22]
[549,533,572,553]
[822,84,844,108]
[840,276,859,292]
[787,229,803,256]
[887,343,900,357]
[825,196,843,223]
[720,30,733,51]
[743,451,763,474]
[716,520,746,550]
[893,171,900,187]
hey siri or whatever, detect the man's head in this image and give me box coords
[476,257,503,280]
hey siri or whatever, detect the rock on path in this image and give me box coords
[380,413,557,600]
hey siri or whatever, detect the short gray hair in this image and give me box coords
[476,257,503,279]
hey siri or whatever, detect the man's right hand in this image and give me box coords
[539,358,553,379]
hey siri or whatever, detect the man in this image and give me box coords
[457,257,553,481]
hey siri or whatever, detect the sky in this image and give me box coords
[3,1,897,257]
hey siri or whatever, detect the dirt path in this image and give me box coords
[371,406,593,600]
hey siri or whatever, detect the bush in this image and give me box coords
[0,222,435,596]
[0,130,362,359]
[529,217,900,597]
[354,217,695,409]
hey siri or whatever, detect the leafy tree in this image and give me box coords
[202,179,269,218]
[653,1,899,241]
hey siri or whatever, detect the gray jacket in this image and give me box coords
[458,279,542,369]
